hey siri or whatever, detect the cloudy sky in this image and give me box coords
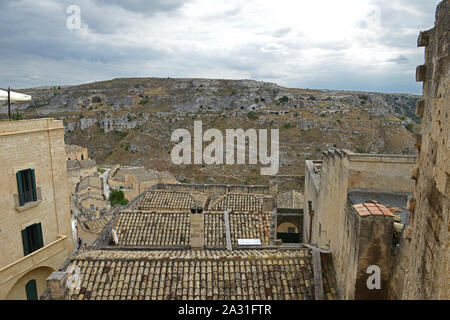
[0,0,441,94]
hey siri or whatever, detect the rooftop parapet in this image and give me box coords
[0,118,63,135]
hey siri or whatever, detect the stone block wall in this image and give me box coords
[399,0,449,300]
[0,118,74,299]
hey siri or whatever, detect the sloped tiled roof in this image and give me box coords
[78,176,103,192]
[66,249,315,300]
[114,211,190,246]
[208,193,264,212]
[229,213,271,246]
[83,217,110,233]
[352,202,396,217]
[113,211,271,248]
[204,212,271,247]
[204,213,225,247]
[137,191,197,211]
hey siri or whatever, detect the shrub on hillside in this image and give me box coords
[247,111,259,120]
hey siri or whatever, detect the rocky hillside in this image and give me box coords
[2,77,420,189]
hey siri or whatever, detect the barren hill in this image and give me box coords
[2,77,420,190]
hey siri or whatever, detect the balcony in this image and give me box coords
[14,187,42,212]
[0,235,68,287]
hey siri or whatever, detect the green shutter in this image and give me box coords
[30,169,37,201]
[25,280,38,300]
[16,171,25,206]
[22,229,31,256]
[35,223,44,249]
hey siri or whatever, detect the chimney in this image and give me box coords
[46,271,68,300]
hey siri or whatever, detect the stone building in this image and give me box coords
[303,150,416,299]
[300,1,449,300]
[66,144,88,161]
[66,145,96,194]
[397,0,449,300]
[75,175,109,217]
[108,166,177,201]
[0,118,74,300]
[45,183,339,300]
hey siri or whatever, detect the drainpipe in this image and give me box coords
[308,210,314,243]
[8,86,11,119]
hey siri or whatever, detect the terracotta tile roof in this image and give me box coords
[352,202,396,217]
[114,211,271,248]
[138,191,197,211]
[204,213,225,247]
[114,211,190,246]
[204,212,271,247]
[66,249,315,300]
[84,217,109,234]
[229,213,271,246]
[208,193,264,212]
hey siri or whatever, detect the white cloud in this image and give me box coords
[0,0,442,93]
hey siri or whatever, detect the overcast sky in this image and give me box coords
[0,0,441,94]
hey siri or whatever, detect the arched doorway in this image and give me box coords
[6,266,54,300]
[25,279,38,300]
[277,215,302,244]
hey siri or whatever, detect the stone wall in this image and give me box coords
[0,119,74,299]
[303,160,322,244]
[398,0,449,300]
[303,149,415,299]
[154,183,270,195]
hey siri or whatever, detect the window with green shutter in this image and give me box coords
[16,169,37,206]
[21,223,44,256]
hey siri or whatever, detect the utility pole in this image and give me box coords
[8,86,11,120]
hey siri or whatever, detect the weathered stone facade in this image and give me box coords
[0,119,74,299]
[108,166,177,201]
[303,150,416,299]
[398,0,449,300]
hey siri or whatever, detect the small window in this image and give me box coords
[288,227,296,234]
[90,204,95,211]
[16,169,37,206]
[21,223,44,256]
[81,154,84,160]
[308,201,313,212]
